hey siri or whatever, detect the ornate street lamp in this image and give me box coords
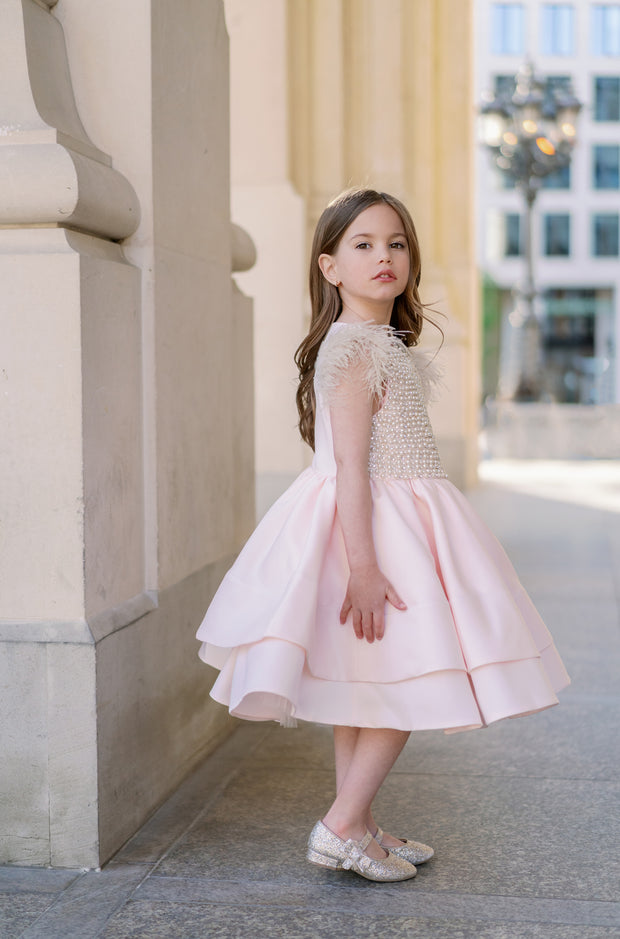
[480,62,582,400]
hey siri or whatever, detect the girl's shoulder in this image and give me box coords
[314,322,403,400]
[315,322,443,404]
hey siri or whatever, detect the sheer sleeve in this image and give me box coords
[408,347,443,404]
[314,324,403,404]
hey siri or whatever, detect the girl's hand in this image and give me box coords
[339,565,407,643]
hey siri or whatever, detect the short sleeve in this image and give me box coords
[409,347,444,404]
[314,324,402,403]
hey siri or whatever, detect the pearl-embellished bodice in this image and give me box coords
[367,339,446,478]
[313,322,447,480]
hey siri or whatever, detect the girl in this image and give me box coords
[196,188,570,883]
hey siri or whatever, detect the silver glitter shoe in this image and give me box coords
[306,820,417,882]
[375,826,434,865]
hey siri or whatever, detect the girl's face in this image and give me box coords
[319,203,410,318]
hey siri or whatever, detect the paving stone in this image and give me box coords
[99,900,620,939]
[109,723,270,866]
[138,876,620,927]
[0,866,80,895]
[0,869,83,939]
[394,694,619,782]
[17,866,148,939]
[0,894,58,939]
[372,773,620,902]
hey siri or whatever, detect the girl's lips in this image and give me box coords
[373,271,396,280]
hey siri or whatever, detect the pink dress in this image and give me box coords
[196,322,570,732]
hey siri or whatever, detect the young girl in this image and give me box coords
[196,188,570,883]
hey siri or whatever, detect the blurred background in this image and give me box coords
[476,0,620,461]
[225,0,620,514]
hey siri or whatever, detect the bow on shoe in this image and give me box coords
[341,838,372,873]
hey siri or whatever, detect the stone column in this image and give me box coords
[0,0,254,867]
[226,0,307,515]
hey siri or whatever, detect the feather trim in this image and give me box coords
[409,347,444,404]
[315,323,404,402]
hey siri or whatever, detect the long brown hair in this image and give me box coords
[294,187,440,449]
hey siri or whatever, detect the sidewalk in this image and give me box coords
[2,461,619,938]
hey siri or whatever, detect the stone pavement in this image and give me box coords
[2,461,619,939]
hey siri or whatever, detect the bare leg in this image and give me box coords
[333,725,360,792]
[333,726,409,849]
[324,727,409,859]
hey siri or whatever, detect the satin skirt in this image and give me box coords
[196,471,569,733]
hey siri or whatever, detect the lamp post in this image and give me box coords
[480,62,581,400]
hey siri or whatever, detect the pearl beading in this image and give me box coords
[367,344,447,480]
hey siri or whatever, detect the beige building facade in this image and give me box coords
[0,0,254,868]
[228,0,480,510]
[1,0,478,869]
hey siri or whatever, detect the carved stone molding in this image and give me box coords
[0,0,139,239]
[231,223,257,273]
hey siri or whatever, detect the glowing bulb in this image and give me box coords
[503,132,518,145]
[536,137,555,155]
[522,119,538,134]
[562,122,576,137]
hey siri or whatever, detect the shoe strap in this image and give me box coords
[374,826,385,846]
[359,830,373,851]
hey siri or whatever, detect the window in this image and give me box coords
[491,4,525,54]
[546,75,572,93]
[593,145,620,188]
[494,74,517,98]
[504,214,522,255]
[541,164,571,188]
[592,4,620,55]
[542,288,614,404]
[593,214,620,255]
[594,77,620,121]
[544,214,570,255]
[498,168,517,189]
[540,4,574,55]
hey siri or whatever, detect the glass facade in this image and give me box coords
[593,145,620,189]
[504,213,522,255]
[544,214,571,255]
[542,289,614,404]
[480,3,620,408]
[540,4,574,55]
[594,76,620,121]
[541,164,571,189]
[494,74,517,96]
[593,213,620,256]
[591,4,620,55]
[491,3,525,54]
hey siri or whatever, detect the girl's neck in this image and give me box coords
[338,301,393,326]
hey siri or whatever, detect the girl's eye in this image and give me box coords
[391,241,406,249]
[355,242,370,249]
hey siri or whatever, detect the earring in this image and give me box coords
[334,280,342,287]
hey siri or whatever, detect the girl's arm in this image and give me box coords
[330,365,407,644]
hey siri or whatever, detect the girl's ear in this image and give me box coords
[318,253,338,286]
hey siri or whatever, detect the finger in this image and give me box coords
[362,611,375,644]
[374,609,385,641]
[340,596,352,624]
[386,584,407,610]
[352,609,364,641]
